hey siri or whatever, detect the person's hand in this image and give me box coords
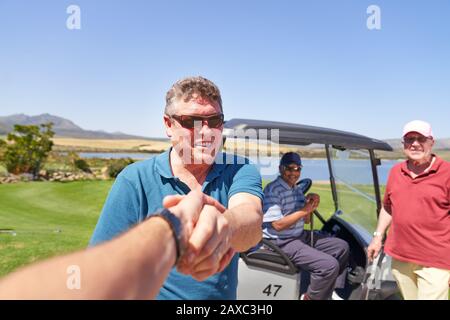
[306,193,320,210]
[183,204,235,281]
[303,193,320,216]
[367,236,383,262]
[162,190,226,271]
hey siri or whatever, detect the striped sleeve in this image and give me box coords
[263,185,283,223]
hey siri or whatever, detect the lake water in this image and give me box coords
[80,152,154,160]
[80,152,399,185]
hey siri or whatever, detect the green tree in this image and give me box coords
[0,139,6,159]
[1,123,54,178]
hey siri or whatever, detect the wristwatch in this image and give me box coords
[373,231,383,238]
[152,208,184,266]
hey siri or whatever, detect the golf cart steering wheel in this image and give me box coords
[297,178,312,194]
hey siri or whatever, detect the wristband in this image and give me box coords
[373,231,383,238]
[151,208,183,266]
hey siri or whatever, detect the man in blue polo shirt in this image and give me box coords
[90,76,263,299]
[263,152,349,300]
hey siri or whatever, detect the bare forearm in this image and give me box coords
[224,203,263,252]
[272,209,310,231]
[375,207,392,235]
[0,217,176,300]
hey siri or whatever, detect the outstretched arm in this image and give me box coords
[0,190,224,300]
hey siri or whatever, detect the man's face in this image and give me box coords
[280,163,302,187]
[402,132,434,163]
[164,94,223,165]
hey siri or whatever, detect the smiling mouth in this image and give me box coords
[194,141,213,148]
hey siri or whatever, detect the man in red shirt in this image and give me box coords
[368,120,450,300]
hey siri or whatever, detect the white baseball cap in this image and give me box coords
[402,120,433,138]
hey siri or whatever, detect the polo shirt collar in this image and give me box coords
[155,147,226,184]
[400,154,443,177]
[155,148,174,179]
[276,175,297,190]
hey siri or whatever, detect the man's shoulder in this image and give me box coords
[389,161,404,175]
[117,157,157,182]
[436,157,450,182]
[264,178,283,193]
[436,156,450,170]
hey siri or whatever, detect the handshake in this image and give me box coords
[162,190,235,281]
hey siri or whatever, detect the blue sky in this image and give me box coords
[1,0,449,139]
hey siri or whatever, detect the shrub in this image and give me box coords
[73,159,91,173]
[107,158,134,178]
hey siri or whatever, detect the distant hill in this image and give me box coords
[0,113,167,140]
[384,138,450,150]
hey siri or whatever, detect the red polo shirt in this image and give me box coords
[383,155,450,270]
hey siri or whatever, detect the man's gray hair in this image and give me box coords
[165,76,223,116]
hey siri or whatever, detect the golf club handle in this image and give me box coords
[310,210,315,247]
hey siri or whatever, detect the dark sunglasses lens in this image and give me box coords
[285,166,301,172]
[174,114,223,128]
[404,137,427,144]
[418,137,427,143]
[181,117,195,128]
[207,115,223,128]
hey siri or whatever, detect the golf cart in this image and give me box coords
[223,119,400,300]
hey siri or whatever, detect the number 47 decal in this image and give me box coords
[263,284,282,297]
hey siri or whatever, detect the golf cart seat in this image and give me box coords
[241,238,298,275]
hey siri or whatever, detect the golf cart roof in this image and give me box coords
[223,118,393,151]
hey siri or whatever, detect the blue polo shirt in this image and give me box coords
[262,176,306,240]
[89,148,263,300]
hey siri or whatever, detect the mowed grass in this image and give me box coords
[0,179,336,277]
[0,179,371,277]
[0,181,113,277]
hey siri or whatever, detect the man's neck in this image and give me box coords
[170,149,212,188]
[280,176,296,189]
[407,155,435,176]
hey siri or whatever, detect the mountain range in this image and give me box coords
[0,113,165,140]
[0,113,449,149]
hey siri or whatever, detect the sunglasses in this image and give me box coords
[283,165,302,172]
[403,136,429,145]
[170,114,224,129]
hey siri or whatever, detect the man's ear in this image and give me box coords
[163,115,173,138]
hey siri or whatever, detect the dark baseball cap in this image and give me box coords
[280,152,302,167]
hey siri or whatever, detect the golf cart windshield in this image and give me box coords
[329,147,377,233]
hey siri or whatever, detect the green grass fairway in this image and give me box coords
[0,179,367,277]
[0,181,113,277]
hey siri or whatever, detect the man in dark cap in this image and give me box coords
[262,152,349,300]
